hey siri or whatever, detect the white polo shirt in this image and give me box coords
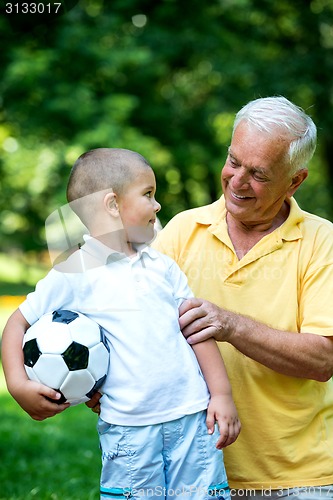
[20,236,209,425]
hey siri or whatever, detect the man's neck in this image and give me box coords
[226,201,290,259]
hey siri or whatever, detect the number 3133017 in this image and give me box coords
[5,3,62,14]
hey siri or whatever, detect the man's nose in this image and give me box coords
[231,168,250,189]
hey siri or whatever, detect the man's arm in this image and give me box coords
[180,298,333,382]
[191,338,241,449]
[1,308,69,420]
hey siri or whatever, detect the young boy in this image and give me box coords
[2,148,240,499]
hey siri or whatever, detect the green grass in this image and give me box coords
[0,384,101,500]
[0,252,101,499]
[0,302,101,500]
[0,259,101,500]
[0,358,102,499]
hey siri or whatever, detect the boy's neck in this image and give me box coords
[92,231,137,257]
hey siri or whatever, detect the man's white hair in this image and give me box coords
[233,96,317,174]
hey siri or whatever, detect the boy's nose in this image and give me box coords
[154,199,161,213]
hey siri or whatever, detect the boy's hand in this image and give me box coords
[12,379,70,421]
[85,391,102,414]
[206,394,241,449]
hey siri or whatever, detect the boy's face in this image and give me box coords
[117,166,161,243]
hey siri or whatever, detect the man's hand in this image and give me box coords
[179,298,232,344]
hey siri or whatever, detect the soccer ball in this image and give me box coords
[22,309,110,406]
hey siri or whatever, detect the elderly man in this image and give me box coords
[153,96,333,499]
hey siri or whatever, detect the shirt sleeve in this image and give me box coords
[299,262,333,336]
[165,256,194,308]
[19,269,74,326]
[298,222,333,336]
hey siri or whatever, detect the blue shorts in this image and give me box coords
[97,410,230,500]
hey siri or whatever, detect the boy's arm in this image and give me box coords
[1,308,69,420]
[192,339,241,449]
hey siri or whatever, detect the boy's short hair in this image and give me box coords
[66,148,151,203]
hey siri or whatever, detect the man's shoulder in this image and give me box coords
[288,198,333,240]
[301,209,333,236]
[165,197,224,228]
[153,199,224,258]
[297,208,333,264]
[53,248,83,273]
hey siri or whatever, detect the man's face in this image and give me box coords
[221,121,298,227]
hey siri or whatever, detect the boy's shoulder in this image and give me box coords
[53,247,84,273]
[146,245,185,275]
[146,244,176,264]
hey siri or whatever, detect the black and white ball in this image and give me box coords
[23,309,109,406]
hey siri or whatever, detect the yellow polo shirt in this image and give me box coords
[153,196,333,490]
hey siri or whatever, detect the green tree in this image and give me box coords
[1,0,333,254]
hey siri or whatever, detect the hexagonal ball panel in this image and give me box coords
[62,341,89,370]
[32,354,69,389]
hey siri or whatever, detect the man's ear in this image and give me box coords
[103,192,119,217]
[287,168,308,198]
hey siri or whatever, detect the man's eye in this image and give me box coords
[253,173,267,182]
[228,155,239,167]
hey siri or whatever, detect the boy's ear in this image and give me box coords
[103,192,119,217]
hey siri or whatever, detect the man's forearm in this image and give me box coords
[180,298,333,381]
[224,310,333,381]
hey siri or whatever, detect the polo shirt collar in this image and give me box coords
[83,234,159,265]
[278,197,304,241]
[194,196,226,226]
[194,195,304,243]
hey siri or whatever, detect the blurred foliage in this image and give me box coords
[1,0,333,254]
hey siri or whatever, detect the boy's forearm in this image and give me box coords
[192,338,232,397]
[1,308,30,394]
[2,308,70,420]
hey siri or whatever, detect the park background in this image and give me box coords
[1,0,333,498]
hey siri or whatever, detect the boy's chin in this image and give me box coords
[127,226,156,245]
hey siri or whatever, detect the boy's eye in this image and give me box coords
[145,191,152,197]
